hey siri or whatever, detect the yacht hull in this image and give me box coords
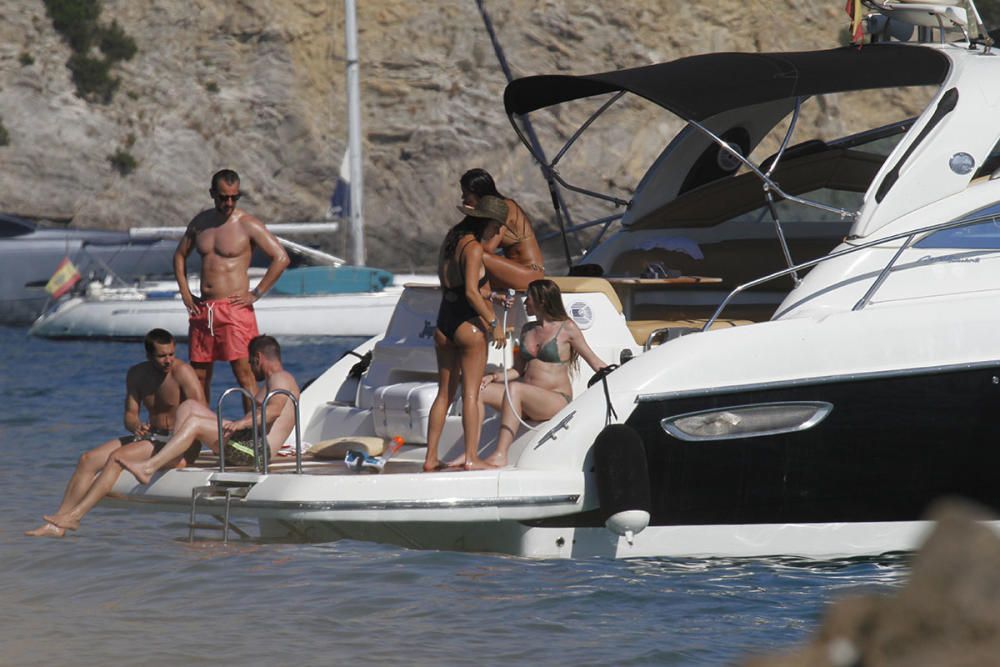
[106,467,995,558]
[628,363,1000,527]
[30,289,407,339]
[105,460,984,559]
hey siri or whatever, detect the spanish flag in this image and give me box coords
[45,257,81,299]
[845,0,865,46]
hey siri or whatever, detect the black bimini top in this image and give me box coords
[504,45,950,121]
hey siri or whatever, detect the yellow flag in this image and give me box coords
[45,257,82,298]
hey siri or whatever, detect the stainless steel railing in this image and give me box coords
[260,389,303,474]
[702,211,1000,331]
[214,387,303,474]
[215,387,259,473]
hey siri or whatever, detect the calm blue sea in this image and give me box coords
[0,326,908,666]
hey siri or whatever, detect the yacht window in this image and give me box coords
[660,401,833,442]
[843,132,906,157]
[729,188,865,225]
[830,118,913,157]
[915,202,1000,250]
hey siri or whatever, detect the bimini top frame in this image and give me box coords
[503,44,951,260]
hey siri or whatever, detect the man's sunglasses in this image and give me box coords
[214,193,241,202]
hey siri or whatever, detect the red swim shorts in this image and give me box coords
[188,299,260,363]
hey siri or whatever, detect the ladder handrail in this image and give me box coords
[703,211,1000,331]
[215,387,259,473]
[260,389,303,474]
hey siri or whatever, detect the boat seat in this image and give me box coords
[626,318,752,347]
[548,276,623,314]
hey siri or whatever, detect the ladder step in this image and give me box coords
[195,485,252,499]
[189,522,227,530]
[194,492,249,502]
[209,472,262,486]
[189,485,251,544]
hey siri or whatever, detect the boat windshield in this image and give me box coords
[915,201,1000,250]
[628,141,883,231]
[730,188,865,225]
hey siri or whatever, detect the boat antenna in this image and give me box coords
[345,0,365,266]
[474,0,575,269]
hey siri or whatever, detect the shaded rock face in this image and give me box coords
[0,1,929,269]
[744,500,1000,667]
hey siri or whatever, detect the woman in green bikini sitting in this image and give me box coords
[478,279,607,467]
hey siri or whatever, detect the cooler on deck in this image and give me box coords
[372,381,439,444]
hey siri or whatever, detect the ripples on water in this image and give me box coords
[0,327,910,666]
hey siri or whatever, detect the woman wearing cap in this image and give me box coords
[424,198,508,471]
[477,279,607,467]
[460,168,546,292]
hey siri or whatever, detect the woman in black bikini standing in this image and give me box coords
[478,279,607,467]
[424,197,508,471]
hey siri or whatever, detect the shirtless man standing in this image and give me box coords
[26,329,205,537]
[175,169,290,404]
[122,335,300,484]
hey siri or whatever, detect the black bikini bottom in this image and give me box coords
[436,291,480,342]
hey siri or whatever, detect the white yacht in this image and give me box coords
[28,266,437,340]
[0,213,180,325]
[28,222,438,340]
[108,2,1000,558]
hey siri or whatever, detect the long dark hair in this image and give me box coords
[443,216,488,259]
[527,279,578,367]
[460,168,504,199]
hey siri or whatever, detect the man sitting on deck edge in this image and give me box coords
[121,334,300,485]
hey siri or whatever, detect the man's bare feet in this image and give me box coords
[423,459,450,472]
[43,513,80,531]
[120,458,153,485]
[25,522,65,538]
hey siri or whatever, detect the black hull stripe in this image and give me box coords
[627,364,1000,526]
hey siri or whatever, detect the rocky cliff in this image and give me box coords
[0,1,929,270]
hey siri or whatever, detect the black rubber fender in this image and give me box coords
[593,423,651,523]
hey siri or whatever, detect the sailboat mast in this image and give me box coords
[345,0,365,266]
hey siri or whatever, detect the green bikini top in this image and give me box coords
[521,321,570,364]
